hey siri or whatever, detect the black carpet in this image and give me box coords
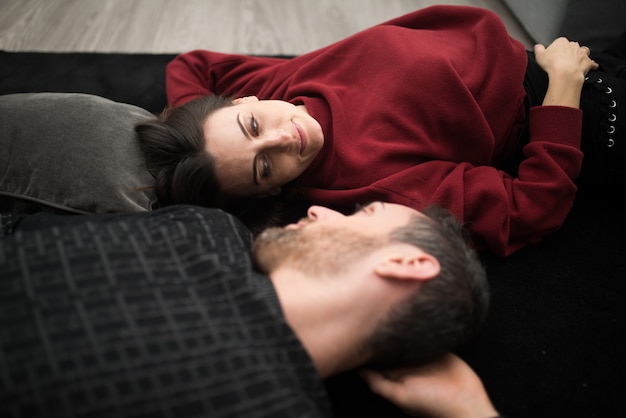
[1,50,624,418]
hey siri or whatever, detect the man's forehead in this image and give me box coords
[386,202,420,216]
[361,202,420,218]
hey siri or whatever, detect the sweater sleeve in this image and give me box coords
[165,50,217,106]
[484,105,583,255]
[165,50,288,107]
[391,106,582,256]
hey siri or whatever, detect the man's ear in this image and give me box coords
[232,96,259,105]
[373,248,440,282]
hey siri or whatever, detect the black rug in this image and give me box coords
[2,50,624,418]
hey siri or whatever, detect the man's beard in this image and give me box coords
[253,224,380,277]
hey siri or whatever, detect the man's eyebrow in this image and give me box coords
[353,201,382,214]
[237,113,259,185]
[353,203,367,214]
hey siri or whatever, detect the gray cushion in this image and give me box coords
[0,92,157,214]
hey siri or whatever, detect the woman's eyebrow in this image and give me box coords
[236,113,251,139]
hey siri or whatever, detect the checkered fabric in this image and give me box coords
[0,205,330,417]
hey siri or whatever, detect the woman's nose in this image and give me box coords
[262,129,293,149]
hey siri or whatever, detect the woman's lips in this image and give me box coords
[293,121,307,156]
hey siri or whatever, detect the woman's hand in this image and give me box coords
[534,37,599,107]
[360,353,499,418]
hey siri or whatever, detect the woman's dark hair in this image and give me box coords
[135,95,233,209]
[135,95,309,234]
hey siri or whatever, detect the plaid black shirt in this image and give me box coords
[0,206,331,418]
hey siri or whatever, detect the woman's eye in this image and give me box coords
[261,158,271,180]
[250,115,259,136]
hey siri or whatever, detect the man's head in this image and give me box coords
[253,202,489,372]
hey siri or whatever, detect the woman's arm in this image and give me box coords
[534,37,598,108]
[165,50,289,107]
[165,50,219,106]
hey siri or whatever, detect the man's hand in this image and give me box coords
[361,353,499,418]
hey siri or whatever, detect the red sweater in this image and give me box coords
[166,5,583,256]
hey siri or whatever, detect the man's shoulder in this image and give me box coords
[2,205,254,282]
[11,205,251,242]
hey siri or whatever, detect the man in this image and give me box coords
[0,202,498,417]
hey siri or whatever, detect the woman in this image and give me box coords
[136,5,624,256]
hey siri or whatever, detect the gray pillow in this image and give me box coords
[0,92,157,214]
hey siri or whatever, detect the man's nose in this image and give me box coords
[307,205,343,220]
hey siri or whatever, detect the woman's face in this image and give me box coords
[203,97,324,198]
